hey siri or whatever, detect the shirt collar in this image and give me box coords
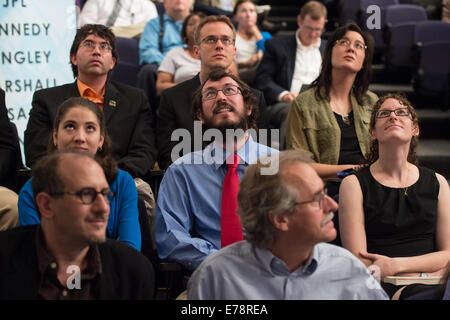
[76,78,105,107]
[35,226,103,279]
[164,13,183,25]
[295,28,321,50]
[254,244,319,277]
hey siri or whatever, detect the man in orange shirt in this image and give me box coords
[24,24,157,179]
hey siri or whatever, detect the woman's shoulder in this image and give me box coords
[18,177,33,196]
[165,46,185,58]
[260,31,272,40]
[111,169,135,190]
[293,88,327,111]
[363,90,378,105]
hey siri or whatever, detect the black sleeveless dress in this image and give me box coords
[355,166,439,258]
[355,166,441,299]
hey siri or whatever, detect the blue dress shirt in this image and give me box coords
[18,169,141,251]
[139,13,184,65]
[187,241,389,300]
[155,136,277,270]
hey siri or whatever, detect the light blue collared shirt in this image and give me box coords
[139,13,184,65]
[187,241,389,300]
[155,136,277,270]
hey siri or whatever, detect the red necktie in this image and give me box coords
[221,154,244,247]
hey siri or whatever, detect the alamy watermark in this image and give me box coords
[366,264,382,290]
[170,121,280,175]
[66,265,81,290]
[366,5,381,30]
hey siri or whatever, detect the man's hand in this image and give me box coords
[281,92,298,103]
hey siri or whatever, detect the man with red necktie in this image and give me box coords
[155,68,278,271]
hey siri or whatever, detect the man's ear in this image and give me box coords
[193,44,200,58]
[110,56,117,70]
[52,129,58,148]
[268,212,290,232]
[297,15,303,28]
[70,54,77,67]
[35,192,55,220]
[197,110,205,124]
[193,44,201,59]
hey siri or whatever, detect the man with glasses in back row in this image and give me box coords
[253,1,327,148]
[24,24,157,180]
[156,14,269,170]
[0,151,154,299]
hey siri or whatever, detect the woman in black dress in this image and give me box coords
[338,93,450,299]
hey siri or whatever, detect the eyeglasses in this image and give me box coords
[302,25,324,34]
[50,187,114,205]
[80,40,112,53]
[375,108,411,118]
[199,36,235,47]
[335,39,367,51]
[202,84,242,101]
[295,188,328,210]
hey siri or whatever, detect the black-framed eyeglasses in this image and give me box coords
[335,38,367,51]
[202,84,242,101]
[199,36,235,47]
[50,187,114,205]
[80,40,112,53]
[375,108,411,118]
[295,188,328,209]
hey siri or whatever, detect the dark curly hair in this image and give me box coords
[69,24,118,78]
[363,93,419,167]
[48,97,118,184]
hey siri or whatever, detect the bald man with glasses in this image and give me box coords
[0,151,154,300]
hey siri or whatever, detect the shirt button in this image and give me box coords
[50,262,57,269]
[62,290,68,297]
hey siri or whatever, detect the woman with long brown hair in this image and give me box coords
[286,23,376,179]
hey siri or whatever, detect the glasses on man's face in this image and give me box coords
[202,84,242,101]
[295,188,328,210]
[375,108,411,118]
[50,187,114,205]
[302,25,324,34]
[335,38,367,51]
[80,40,112,53]
[199,36,235,47]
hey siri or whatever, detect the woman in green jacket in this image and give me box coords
[286,23,377,179]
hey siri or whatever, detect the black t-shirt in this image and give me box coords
[333,111,363,165]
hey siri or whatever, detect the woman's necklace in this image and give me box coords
[403,164,410,196]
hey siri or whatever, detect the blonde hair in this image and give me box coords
[299,1,327,20]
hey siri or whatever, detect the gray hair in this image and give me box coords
[237,150,313,248]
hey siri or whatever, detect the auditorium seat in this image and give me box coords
[411,21,450,109]
[359,0,398,62]
[111,37,141,87]
[383,4,427,80]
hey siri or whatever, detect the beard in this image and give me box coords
[202,100,249,137]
